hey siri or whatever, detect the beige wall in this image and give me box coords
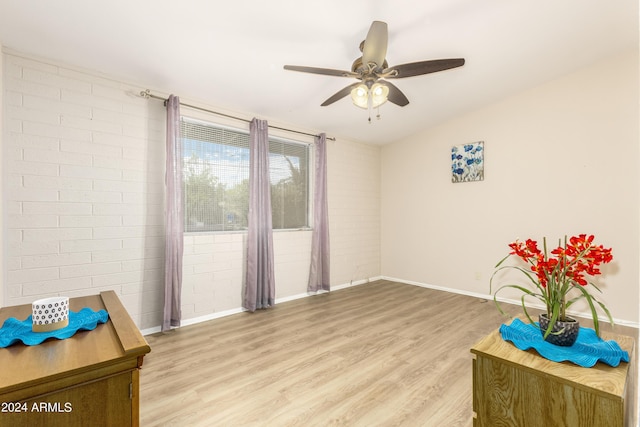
[381,51,639,325]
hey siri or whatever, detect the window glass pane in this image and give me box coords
[269,139,309,229]
[181,118,309,232]
[182,120,250,232]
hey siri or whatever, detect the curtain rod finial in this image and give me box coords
[140,89,151,99]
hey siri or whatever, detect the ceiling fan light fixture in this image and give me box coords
[350,82,389,110]
[350,84,370,109]
[370,83,389,107]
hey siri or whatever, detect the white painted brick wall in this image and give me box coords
[3,50,382,331]
[3,52,166,329]
[327,139,381,286]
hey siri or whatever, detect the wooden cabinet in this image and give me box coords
[471,324,636,427]
[0,291,150,427]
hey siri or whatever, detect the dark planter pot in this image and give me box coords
[538,313,580,346]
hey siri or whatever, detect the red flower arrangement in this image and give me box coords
[491,234,614,338]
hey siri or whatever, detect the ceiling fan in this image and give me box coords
[284,21,465,121]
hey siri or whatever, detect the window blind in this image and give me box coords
[181,118,309,232]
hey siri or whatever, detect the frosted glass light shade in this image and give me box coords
[350,84,369,109]
[350,83,389,109]
[370,83,389,107]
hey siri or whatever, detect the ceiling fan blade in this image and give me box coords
[362,21,388,68]
[384,58,465,79]
[321,82,362,106]
[382,81,409,107]
[283,65,359,78]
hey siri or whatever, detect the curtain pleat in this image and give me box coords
[163,95,184,331]
[308,133,330,292]
[244,118,275,311]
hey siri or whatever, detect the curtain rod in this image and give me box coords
[139,89,335,141]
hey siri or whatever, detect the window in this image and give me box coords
[181,118,310,232]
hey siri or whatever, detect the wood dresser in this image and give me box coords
[0,291,150,427]
[471,324,636,427]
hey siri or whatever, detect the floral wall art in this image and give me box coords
[451,141,484,183]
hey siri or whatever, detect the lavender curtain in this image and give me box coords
[244,118,276,311]
[163,95,183,331]
[308,133,330,292]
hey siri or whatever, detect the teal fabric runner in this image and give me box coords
[0,308,109,348]
[500,318,629,368]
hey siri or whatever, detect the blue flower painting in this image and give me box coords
[451,141,484,183]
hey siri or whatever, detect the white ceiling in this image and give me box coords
[0,1,637,145]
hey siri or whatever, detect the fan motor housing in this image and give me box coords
[351,57,388,74]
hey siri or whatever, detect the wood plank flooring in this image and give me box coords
[139,280,637,427]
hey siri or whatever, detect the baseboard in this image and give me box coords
[382,276,640,329]
[332,276,383,291]
[140,326,162,335]
[382,276,491,301]
[141,276,384,335]
[142,275,638,335]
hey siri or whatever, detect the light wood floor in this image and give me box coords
[140,280,637,427]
